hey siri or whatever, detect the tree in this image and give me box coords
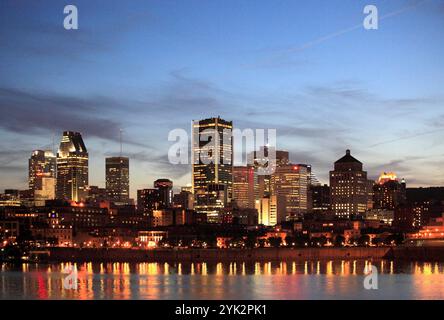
[384,233,404,246]
[371,237,383,246]
[285,236,296,247]
[318,236,327,247]
[258,239,266,248]
[268,237,282,248]
[334,235,345,247]
[357,235,371,246]
[245,234,257,248]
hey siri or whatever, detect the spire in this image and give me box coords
[119,128,123,157]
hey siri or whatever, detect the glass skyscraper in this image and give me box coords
[105,157,130,204]
[56,131,89,202]
[28,150,56,205]
[192,117,233,223]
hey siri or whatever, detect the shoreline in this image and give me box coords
[38,246,444,263]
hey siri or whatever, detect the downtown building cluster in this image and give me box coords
[1,119,444,251]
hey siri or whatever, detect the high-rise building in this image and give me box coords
[154,179,173,208]
[192,117,233,223]
[373,172,406,210]
[137,188,160,217]
[249,147,289,199]
[255,195,279,226]
[29,150,56,205]
[232,166,256,209]
[330,150,369,218]
[271,164,309,221]
[105,157,129,204]
[56,131,89,202]
[173,187,194,210]
[310,184,331,213]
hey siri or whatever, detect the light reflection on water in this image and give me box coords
[2,260,444,300]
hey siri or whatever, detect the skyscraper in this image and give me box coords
[105,157,130,204]
[330,150,369,218]
[310,184,331,213]
[255,195,279,226]
[56,131,89,202]
[249,147,289,199]
[173,186,194,210]
[154,179,173,208]
[271,164,309,221]
[192,117,233,223]
[373,172,406,210]
[29,150,56,205]
[232,166,256,209]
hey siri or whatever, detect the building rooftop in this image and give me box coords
[334,149,362,164]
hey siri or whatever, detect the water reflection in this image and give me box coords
[2,260,444,299]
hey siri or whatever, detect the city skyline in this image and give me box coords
[1,0,444,198]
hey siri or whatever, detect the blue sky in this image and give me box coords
[0,0,443,198]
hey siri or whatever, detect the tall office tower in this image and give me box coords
[373,172,406,210]
[330,149,369,218]
[154,179,173,208]
[29,150,56,205]
[271,164,309,221]
[105,157,130,204]
[232,166,256,209]
[192,117,233,223]
[137,188,160,216]
[310,184,331,213]
[255,195,279,226]
[173,186,194,210]
[56,131,89,202]
[249,147,289,199]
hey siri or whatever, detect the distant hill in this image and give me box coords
[406,187,444,203]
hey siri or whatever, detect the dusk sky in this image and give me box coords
[0,0,443,199]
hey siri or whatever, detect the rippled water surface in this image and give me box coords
[2,260,444,299]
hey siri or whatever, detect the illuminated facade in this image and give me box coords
[173,186,194,210]
[250,147,289,199]
[255,195,279,226]
[330,150,369,218]
[105,157,130,204]
[28,150,56,205]
[192,117,233,222]
[232,166,256,209]
[56,131,89,202]
[271,164,309,221]
[373,172,406,210]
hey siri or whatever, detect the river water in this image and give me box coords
[1,260,444,299]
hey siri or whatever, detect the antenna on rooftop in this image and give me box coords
[119,128,123,157]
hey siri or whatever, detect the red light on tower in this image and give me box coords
[293,165,299,171]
